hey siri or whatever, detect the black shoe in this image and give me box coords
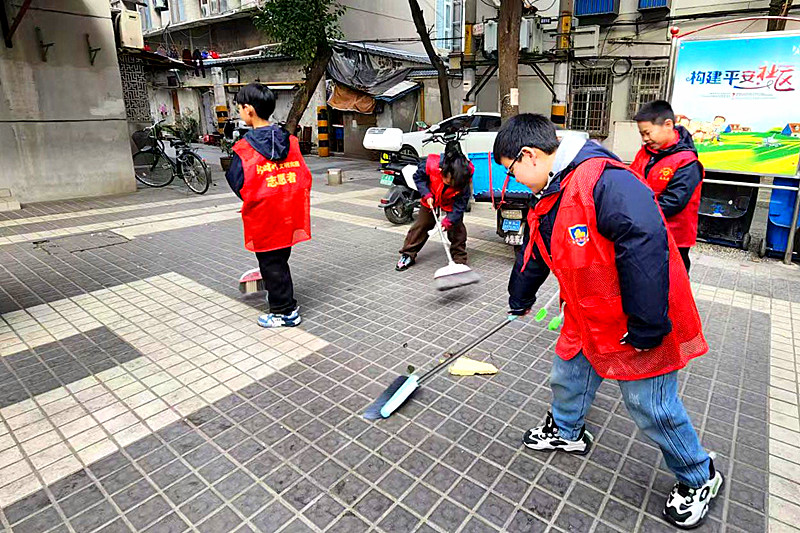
[396,254,415,271]
[522,411,593,455]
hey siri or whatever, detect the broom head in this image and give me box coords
[434,263,481,291]
[238,268,265,294]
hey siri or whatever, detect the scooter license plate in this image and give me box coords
[502,219,522,232]
[380,175,395,186]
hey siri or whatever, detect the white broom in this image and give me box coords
[428,207,481,291]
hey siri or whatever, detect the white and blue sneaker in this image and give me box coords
[257,307,301,328]
[663,453,723,530]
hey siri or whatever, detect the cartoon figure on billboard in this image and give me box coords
[712,116,726,144]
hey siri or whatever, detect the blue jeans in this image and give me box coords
[551,351,711,488]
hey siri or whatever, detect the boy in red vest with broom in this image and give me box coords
[225,84,312,328]
[494,114,721,530]
[631,100,704,272]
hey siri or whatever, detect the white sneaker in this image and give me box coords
[522,411,594,455]
[257,307,301,328]
[663,453,723,530]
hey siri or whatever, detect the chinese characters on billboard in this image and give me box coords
[671,33,800,176]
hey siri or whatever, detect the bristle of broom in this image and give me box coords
[239,279,266,294]
[363,376,408,420]
[434,270,481,291]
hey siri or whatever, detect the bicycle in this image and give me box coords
[132,120,211,194]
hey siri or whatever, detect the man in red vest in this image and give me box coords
[225,84,312,328]
[493,114,721,530]
[631,100,704,273]
[395,144,473,271]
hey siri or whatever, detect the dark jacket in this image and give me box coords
[412,155,470,224]
[509,141,672,350]
[225,125,291,199]
[642,125,703,218]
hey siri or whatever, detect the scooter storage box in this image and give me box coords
[469,152,532,202]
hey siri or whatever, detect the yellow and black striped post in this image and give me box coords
[317,106,329,157]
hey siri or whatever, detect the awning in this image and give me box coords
[375,80,420,103]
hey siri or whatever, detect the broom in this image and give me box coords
[238,268,265,294]
[429,207,481,291]
[363,290,562,420]
[363,315,518,420]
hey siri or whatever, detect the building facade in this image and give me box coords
[0,1,136,205]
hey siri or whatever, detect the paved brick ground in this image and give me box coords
[0,160,797,533]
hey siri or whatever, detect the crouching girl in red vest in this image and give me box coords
[225,83,312,328]
[395,144,473,271]
[494,114,721,530]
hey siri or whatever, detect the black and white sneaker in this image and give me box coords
[522,411,594,455]
[663,454,724,530]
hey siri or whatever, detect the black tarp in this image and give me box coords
[327,48,413,97]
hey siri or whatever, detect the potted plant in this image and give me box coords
[220,137,235,172]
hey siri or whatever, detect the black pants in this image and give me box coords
[255,247,297,315]
[679,247,691,274]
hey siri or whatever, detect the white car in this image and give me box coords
[398,111,502,158]
[364,108,588,159]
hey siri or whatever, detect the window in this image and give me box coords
[436,0,461,51]
[628,65,667,119]
[568,67,613,137]
[138,1,152,30]
[436,114,473,133]
[170,0,186,23]
[478,115,501,132]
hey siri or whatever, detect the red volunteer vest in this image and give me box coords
[425,154,471,212]
[234,136,312,252]
[630,145,703,247]
[525,157,707,380]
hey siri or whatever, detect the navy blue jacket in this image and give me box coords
[642,125,703,218]
[225,125,291,199]
[412,155,470,224]
[509,141,672,349]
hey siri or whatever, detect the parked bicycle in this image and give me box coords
[132,120,211,194]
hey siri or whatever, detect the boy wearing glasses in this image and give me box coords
[494,114,720,530]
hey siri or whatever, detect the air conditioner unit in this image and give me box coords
[119,9,144,48]
[154,0,168,12]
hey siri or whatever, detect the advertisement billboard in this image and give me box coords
[671,32,800,177]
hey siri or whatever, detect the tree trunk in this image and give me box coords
[285,40,333,135]
[498,0,522,120]
[768,0,793,31]
[408,0,452,119]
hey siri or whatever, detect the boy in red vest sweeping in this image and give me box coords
[631,100,704,273]
[225,83,312,328]
[395,144,473,271]
[494,114,721,530]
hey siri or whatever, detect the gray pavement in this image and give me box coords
[0,156,798,533]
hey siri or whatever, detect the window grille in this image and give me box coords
[628,65,667,119]
[568,67,613,137]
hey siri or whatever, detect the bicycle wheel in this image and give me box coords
[133,150,175,187]
[179,151,211,194]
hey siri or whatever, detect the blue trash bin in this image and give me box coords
[468,152,531,203]
[763,177,800,257]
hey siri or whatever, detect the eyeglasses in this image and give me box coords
[506,149,524,179]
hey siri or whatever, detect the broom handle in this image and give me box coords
[418,316,516,385]
[430,205,455,264]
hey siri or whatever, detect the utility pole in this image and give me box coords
[463,0,477,113]
[551,0,571,127]
[498,0,522,120]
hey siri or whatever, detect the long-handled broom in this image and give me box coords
[429,207,481,291]
[364,314,518,420]
[363,291,562,420]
